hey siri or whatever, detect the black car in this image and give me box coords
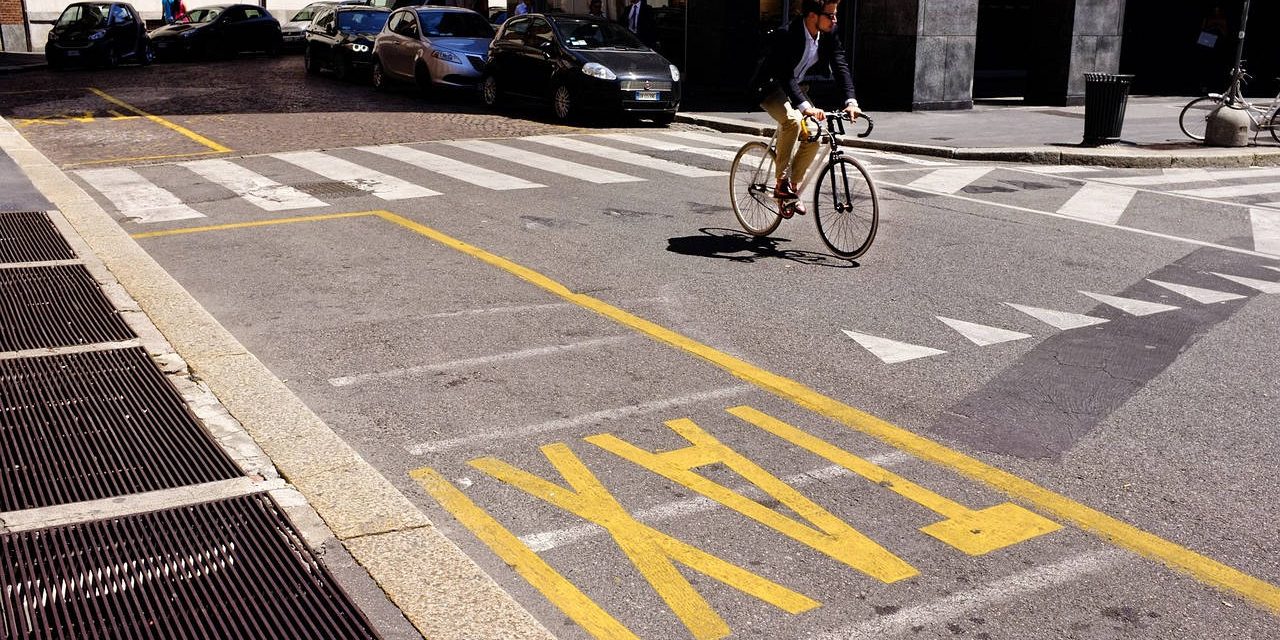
[304,5,390,79]
[481,13,680,124]
[45,2,152,69]
[149,4,283,59]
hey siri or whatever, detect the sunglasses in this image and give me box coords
[821,12,838,20]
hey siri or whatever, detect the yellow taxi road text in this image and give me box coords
[88,87,231,153]
[586,418,918,582]
[470,444,819,640]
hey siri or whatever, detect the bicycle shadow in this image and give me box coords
[665,228,859,268]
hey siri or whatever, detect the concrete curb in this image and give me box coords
[676,113,1280,169]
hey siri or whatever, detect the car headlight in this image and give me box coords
[351,43,369,53]
[88,30,106,41]
[670,64,680,82]
[431,49,460,63]
[582,62,616,81]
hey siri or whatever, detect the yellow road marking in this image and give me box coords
[470,443,819,640]
[65,150,224,169]
[410,466,641,640]
[586,418,918,582]
[132,209,1280,615]
[130,211,379,239]
[88,87,231,153]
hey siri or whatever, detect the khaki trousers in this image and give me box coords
[761,88,820,185]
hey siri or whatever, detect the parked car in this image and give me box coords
[281,0,368,50]
[481,13,680,124]
[304,5,390,79]
[149,4,283,59]
[370,7,494,94]
[45,2,152,69]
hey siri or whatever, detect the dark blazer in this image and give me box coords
[751,17,856,107]
[620,1,656,47]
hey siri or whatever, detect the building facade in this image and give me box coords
[1,0,31,51]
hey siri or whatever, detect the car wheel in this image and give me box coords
[304,46,319,75]
[142,42,155,65]
[415,62,433,98]
[371,58,387,91]
[652,112,676,126]
[334,54,351,81]
[552,83,575,122]
[481,74,501,107]
[104,45,120,69]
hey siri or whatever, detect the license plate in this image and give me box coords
[66,50,80,56]
[635,91,660,101]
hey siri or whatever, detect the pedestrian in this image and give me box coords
[588,0,604,18]
[623,0,655,47]
[514,0,530,16]
[1196,5,1230,93]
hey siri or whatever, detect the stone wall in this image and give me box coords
[856,0,978,110]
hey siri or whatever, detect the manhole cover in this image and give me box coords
[0,264,136,351]
[294,181,366,198]
[0,211,75,263]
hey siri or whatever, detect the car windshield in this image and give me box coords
[56,4,111,28]
[183,8,222,23]
[419,11,494,38]
[290,5,325,21]
[338,10,388,32]
[551,17,645,50]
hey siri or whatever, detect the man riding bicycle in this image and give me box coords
[750,0,860,218]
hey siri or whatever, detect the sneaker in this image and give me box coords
[787,200,806,216]
[773,178,798,200]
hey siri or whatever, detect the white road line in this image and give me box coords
[180,159,327,211]
[1022,165,1101,174]
[935,316,1031,346]
[75,167,205,223]
[272,150,439,200]
[526,136,724,178]
[842,330,946,364]
[906,167,994,194]
[1079,291,1179,316]
[1095,168,1212,186]
[1250,207,1280,255]
[659,130,751,148]
[356,144,544,190]
[442,139,643,183]
[407,385,753,455]
[1056,182,1137,225]
[856,149,952,166]
[1211,272,1280,293]
[328,335,634,387]
[593,133,739,162]
[1146,279,1245,304]
[1172,181,1280,198]
[1004,303,1108,330]
[518,452,913,552]
[816,550,1129,640]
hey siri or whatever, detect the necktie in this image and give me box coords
[630,4,639,32]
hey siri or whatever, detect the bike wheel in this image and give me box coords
[1270,110,1280,145]
[813,157,878,259]
[1179,96,1221,141]
[730,141,782,236]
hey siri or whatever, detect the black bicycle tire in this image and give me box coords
[813,157,878,259]
[1179,96,1221,142]
[1270,110,1280,145]
[730,141,782,237]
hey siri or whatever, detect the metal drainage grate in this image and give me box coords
[0,347,243,512]
[0,264,135,352]
[294,180,366,198]
[0,493,381,639]
[0,212,75,264]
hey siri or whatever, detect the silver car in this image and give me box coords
[370,6,494,94]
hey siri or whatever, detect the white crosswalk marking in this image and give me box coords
[1096,168,1212,186]
[907,167,994,194]
[525,136,724,178]
[659,130,748,148]
[1171,181,1280,198]
[76,167,205,223]
[357,144,544,190]
[1079,291,1179,316]
[1266,266,1280,274]
[1146,279,1245,304]
[593,133,739,161]
[1004,303,1108,330]
[1056,182,1137,225]
[857,149,952,166]
[1250,207,1280,255]
[842,330,946,364]
[442,140,643,183]
[272,150,439,200]
[1211,272,1280,293]
[180,159,326,211]
[1023,166,1101,174]
[935,317,1031,346]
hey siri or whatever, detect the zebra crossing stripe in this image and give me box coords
[1056,182,1137,225]
[906,167,993,194]
[1004,303,1108,330]
[180,159,326,211]
[1250,208,1280,255]
[443,140,643,184]
[1145,279,1245,304]
[659,130,749,148]
[842,330,946,364]
[593,133,740,162]
[1211,272,1280,293]
[1079,291,1179,316]
[1171,181,1280,198]
[1265,266,1280,274]
[75,167,205,223]
[356,144,544,191]
[1023,166,1100,174]
[935,317,1031,346]
[526,136,724,178]
[272,150,439,200]
[1095,168,1212,186]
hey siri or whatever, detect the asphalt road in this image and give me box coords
[4,55,1280,639]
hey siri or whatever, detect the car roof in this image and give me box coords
[413,6,480,12]
[335,4,386,11]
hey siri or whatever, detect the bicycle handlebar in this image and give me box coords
[802,111,875,140]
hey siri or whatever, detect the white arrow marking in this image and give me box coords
[935,316,1032,346]
[1145,279,1245,304]
[1004,303,1109,330]
[1251,208,1280,255]
[1079,291,1180,316]
[907,167,994,194]
[1210,272,1280,293]
[1056,183,1138,225]
[842,330,946,364]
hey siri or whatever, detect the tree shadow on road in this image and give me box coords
[666,228,858,268]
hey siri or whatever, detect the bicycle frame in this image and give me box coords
[1216,66,1280,130]
[746,113,872,206]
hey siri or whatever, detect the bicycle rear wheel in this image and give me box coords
[1179,96,1221,141]
[730,141,782,236]
[813,157,878,259]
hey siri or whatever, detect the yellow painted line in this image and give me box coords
[129,211,378,239]
[87,87,231,153]
[63,150,224,169]
[410,466,641,640]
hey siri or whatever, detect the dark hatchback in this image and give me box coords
[149,4,283,59]
[45,2,153,69]
[481,13,680,124]
[304,5,390,79]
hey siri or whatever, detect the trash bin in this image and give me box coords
[1082,72,1134,145]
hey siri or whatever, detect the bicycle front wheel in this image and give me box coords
[1270,110,1280,144]
[813,157,878,259]
[730,141,782,236]
[1179,96,1221,141]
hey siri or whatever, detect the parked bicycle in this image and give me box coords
[1179,65,1280,143]
[729,111,879,259]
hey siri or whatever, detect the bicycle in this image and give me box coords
[729,111,879,259]
[1179,66,1280,143]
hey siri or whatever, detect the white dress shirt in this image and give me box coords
[793,31,820,111]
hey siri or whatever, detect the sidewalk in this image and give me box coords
[0,50,44,73]
[678,96,1280,168]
